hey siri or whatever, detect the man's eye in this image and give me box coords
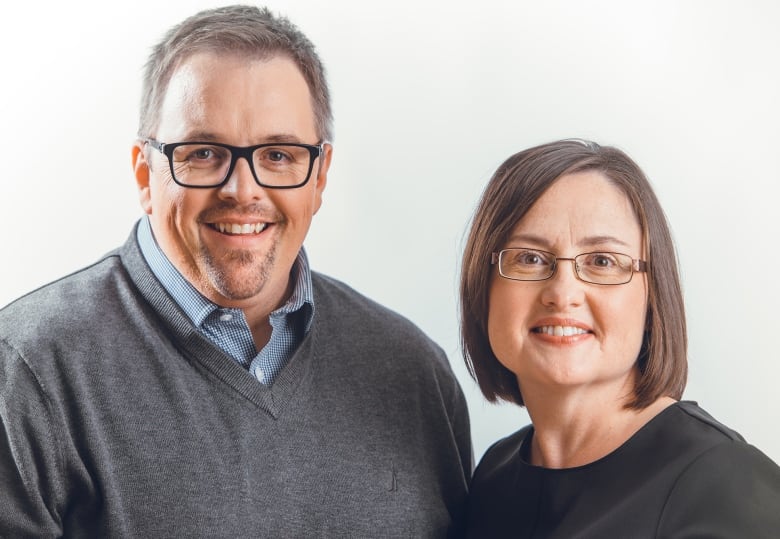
[192,149,213,160]
[175,145,227,164]
[257,147,295,165]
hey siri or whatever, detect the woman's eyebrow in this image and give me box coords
[578,235,631,249]
[505,233,631,249]
[505,233,549,248]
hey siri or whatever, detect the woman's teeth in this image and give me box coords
[535,326,589,337]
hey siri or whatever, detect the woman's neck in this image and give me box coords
[523,389,676,469]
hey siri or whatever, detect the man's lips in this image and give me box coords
[210,222,269,235]
[200,203,279,237]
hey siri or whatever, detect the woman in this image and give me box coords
[460,139,780,537]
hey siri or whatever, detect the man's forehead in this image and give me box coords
[168,49,299,81]
[157,52,317,142]
[164,52,311,106]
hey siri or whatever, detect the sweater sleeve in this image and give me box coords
[657,440,780,538]
[0,339,64,538]
[443,351,474,480]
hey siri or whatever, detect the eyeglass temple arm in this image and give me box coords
[142,138,164,152]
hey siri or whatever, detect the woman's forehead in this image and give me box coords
[508,171,643,252]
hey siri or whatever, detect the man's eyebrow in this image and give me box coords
[177,131,221,142]
[260,133,308,144]
[176,132,308,144]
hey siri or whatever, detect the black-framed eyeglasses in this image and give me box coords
[492,248,647,286]
[143,138,325,189]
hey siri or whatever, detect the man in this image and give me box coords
[0,5,471,537]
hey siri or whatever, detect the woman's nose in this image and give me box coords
[539,258,586,309]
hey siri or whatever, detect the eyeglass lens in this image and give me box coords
[498,248,636,285]
[170,143,314,187]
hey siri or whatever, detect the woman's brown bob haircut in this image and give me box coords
[460,139,687,409]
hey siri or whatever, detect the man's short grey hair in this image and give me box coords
[138,4,333,141]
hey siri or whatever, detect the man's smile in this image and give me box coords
[211,222,269,235]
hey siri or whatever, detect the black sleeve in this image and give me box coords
[658,440,780,538]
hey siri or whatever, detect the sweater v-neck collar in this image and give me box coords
[120,226,314,419]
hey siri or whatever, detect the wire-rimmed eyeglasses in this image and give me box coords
[492,248,647,285]
[143,138,326,189]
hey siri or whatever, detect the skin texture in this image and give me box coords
[132,53,332,346]
[487,171,672,468]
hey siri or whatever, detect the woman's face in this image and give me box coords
[487,171,648,400]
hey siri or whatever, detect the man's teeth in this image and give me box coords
[215,223,268,234]
[536,326,589,337]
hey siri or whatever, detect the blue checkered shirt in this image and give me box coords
[136,217,314,385]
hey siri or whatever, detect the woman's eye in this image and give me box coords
[516,251,548,265]
[590,253,617,267]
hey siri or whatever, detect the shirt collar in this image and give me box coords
[136,216,314,330]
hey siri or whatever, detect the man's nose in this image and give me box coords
[218,156,265,202]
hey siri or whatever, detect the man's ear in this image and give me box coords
[312,143,332,215]
[132,141,153,215]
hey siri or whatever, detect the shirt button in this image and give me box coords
[254,368,265,381]
[219,313,233,322]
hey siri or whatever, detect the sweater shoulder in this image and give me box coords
[312,272,414,320]
[312,272,441,347]
[2,249,122,311]
[310,272,456,377]
[0,248,133,354]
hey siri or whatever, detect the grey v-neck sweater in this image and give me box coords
[0,225,472,538]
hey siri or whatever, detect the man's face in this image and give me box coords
[133,52,331,312]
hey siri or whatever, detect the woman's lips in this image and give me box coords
[531,318,594,340]
[533,325,590,337]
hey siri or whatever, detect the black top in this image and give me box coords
[466,401,780,538]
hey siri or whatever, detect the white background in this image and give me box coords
[1,0,778,464]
